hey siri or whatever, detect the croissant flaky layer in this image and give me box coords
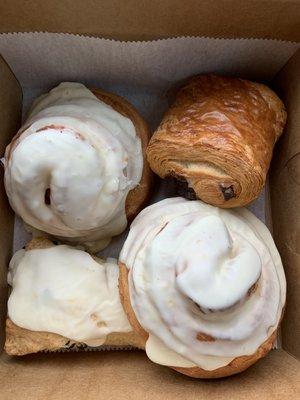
[147,74,286,207]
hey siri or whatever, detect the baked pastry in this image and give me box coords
[119,197,286,378]
[5,238,144,356]
[147,75,286,207]
[3,82,152,252]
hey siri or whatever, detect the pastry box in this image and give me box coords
[0,0,299,398]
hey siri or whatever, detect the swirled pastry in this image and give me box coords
[147,75,286,207]
[119,197,286,378]
[5,238,144,355]
[3,83,151,251]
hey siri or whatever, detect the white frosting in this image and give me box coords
[120,197,286,371]
[8,245,132,345]
[4,82,143,251]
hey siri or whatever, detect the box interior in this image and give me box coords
[0,3,300,397]
[270,50,300,359]
[2,33,298,259]
[0,349,299,400]
[0,58,22,350]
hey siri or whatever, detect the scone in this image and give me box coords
[5,238,144,356]
[118,197,286,378]
[147,74,286,208]
[3,82,152,252]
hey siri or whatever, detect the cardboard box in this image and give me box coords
[0,1,299,399]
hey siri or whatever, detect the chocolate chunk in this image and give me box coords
[167,175,197,200]
[220,184,235,201]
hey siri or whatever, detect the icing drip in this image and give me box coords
[8,245,132,345]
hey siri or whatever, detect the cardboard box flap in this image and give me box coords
[270,50,300,359]
[0,350,299,399]
[0,54,22,350]
[272,50,300,168]
[0,0,300,42]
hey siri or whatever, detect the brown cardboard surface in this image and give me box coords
[0,5,299,395]
[270,50,300,359]
[0,350,299,399]
[0,0,299,41]
[0,55,22,350]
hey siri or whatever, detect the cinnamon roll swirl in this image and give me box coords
[3,83,151,251]
[119,197,286,378]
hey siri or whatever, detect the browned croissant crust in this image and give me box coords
[147,75,286,208]
[118,262,278,379]
[5,238,145,356]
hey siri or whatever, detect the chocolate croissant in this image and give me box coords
[147,75,286,207]
[5,238,144,356]
[3,83,152,252]
[119,197,286,378]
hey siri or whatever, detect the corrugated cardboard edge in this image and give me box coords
[270,50,300,359]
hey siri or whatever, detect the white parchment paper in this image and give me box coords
[0,33,296,255]
[0,34,294,350]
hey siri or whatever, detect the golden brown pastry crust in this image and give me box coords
[5,238,145,356]
[172,331,276,378]
[5,318,145,356]
[5,318,69,356]
[118,263,148,343]
[118,262,278,379]
[147,75,286,208]
[91,89,152,221]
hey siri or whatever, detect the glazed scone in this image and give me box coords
[119,197,286,378]
[5,238,144,356]
[147,75,286,208]
[3,83,152,252]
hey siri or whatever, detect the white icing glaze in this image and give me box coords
[8,245,132,345]
[120,197,286,371]
[4,82,142,251]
